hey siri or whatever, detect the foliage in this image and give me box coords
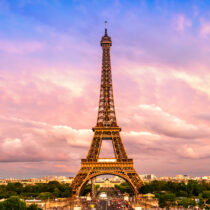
[198,198,205,208]
[139,180,210,198]
[139,180,210,209]
[81,184,91,196]
[0,196,41,210]
[115,182,132,195]
[158,193,176,209]
[38,192,52,200]
[0,181,72,199]
[177,198,196,208]
[27,204,42,210]
[81,184,100,196]
[202,191,210,198]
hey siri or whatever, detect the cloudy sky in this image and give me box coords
[0,0,210,178]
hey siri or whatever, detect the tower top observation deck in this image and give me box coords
[101,21,112,46]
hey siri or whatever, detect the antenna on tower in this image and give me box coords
[105,21,108,36]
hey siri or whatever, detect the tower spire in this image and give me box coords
[105,21,108,36]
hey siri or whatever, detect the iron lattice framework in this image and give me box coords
[71,25,143,196]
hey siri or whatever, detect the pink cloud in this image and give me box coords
[0,70,97,129]
[0,116,92,163]
[200,20,210,37]
[0,40,45,54]
[134,104,210,139]
[173,14,192,32]
[177,144,210,159]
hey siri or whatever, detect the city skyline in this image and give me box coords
[0,0,210,178]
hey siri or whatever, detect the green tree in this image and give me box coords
[115,182,132,195]
[6,183,23,194]
[61,189,72,197]
[0,196,27,210]
[158,193,176,209]
[203,191,210,199]
[27,204,42,210]
[0,202,6,210]
[139,183,153,194]
[177,198,196,209]
[53,188,60,197]
[186,180,204,197]
[38,192,52,200]
[198,198,205,208]
[177,190,188,197]
[81,184,91,196]
[45,181,60,193]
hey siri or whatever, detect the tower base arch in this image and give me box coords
[71,159,143,196]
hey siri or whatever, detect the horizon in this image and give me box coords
[0,173,208,180]
[0,0,210,178]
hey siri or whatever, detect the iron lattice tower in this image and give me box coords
[71,23,143,196]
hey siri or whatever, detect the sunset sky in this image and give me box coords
[0,0,210,178]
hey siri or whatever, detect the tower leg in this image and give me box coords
[91,178,95,199]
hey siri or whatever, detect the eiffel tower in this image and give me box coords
[71,22,143,196]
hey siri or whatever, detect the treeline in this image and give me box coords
[139,180,210,197]
[140,180,210,209]
[0,196,41,210]
[0,181,72,199]
[115,180,210,208]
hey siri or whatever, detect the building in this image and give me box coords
[140,174,157,182]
